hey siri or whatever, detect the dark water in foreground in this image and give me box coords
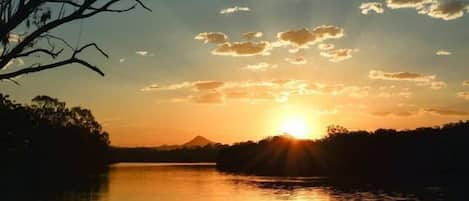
[3,163,468,201]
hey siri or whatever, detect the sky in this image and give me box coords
[1,0,469,146]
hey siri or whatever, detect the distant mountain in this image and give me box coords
[155,136,215,150]
[183,136,214,147]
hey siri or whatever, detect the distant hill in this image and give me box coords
[183,136,214,147]
[156,136,215,150]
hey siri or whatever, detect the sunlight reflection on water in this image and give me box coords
[4,163,463,201]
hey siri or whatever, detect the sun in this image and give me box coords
[280,116,309,139]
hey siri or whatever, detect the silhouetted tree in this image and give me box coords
[217,121,469,177]
[0,0,150,82]
[0,93,110,176]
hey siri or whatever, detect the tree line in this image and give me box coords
[217,122,469,177]
[0,94,110,176]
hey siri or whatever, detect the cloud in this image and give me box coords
[320,49,356,62]
[317,43,335,50]
[242,32,263,40]
[119,58,125,63]
[377,87,413,98]
[8,33,21,43]
[436,50,452,56]
[212,41,272,57]
[430,81,447,90]
[220,6,250,15]
[136,51,148,56]
[285,56,307,65]
[143,79,373,104]
[193,81,225,91]
[360,2,385,14]
[141,82,192,91]
[386,0,433,9]
[2,58,24,70]
[369,70,436,82]
[422,1,469,20]
[384,0,469,20]
[370,110,419,117]
[457,92,469,100]
[423,108,469,116]
[187,92,225,104]
[276,25,344,51]
[194,32,228,44]
[243,62,277,72]
[463,80,469,87]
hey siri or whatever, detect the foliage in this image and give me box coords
[217,121,469,176]
[0,93,110,175]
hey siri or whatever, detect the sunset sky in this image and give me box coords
[1,0,469,146]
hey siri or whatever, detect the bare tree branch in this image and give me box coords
[0,0,150,82]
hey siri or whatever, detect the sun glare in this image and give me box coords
[281,117,309,139]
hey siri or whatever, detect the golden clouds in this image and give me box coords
[436,50,452,56]
[422,1,469,21]
[320,49,356,62]
[194,32,228,44]
[424,108,469,116]
[243,62,277,72]
[276,26,344,51]
[360,2,385,14]
[242,32,263,40]
[285,56,307,65]
[212,41,272,56]
[369,70,436,82]
[386,0,433,9]
[371,0,469,20]
[457,92,469,100]
[142,79,375,104]
[220,6,250,15]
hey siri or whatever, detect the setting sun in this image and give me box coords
[281,117,309,139]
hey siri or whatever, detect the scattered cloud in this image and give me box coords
[317,43,335,50]
[386,0,433,9]
[423,108,469,116]
[136,51,149,56]
[142,79,373,104]
[457,92,469,100]
[285,56,307,65]
[360,2,385,15]
[369,70,436,82]
[383,0,469,20]
[220,6,250,15]
[320,48,356,62]
[463,80,469,87]
[194,32,228,44]
[276,25,344,52]
[370,110,419,118]
[421,1,469,21]
[8,33,21,43]
[242,32,263,40]
[193,81,225,91]
[430,81,447,90]
[187,92,225,104]
[212,41,272,57]
[436,50,452,56]
[243,62,277,72]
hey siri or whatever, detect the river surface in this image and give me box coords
[4,163,468,201]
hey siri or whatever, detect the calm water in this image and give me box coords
[4,163,468,201]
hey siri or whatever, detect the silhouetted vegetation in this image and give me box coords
[217,122,469,177]
[111,144,228,163]
[0,0,150,81]
[0,94,110,176]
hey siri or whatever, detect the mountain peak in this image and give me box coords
[183,136,214,147]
